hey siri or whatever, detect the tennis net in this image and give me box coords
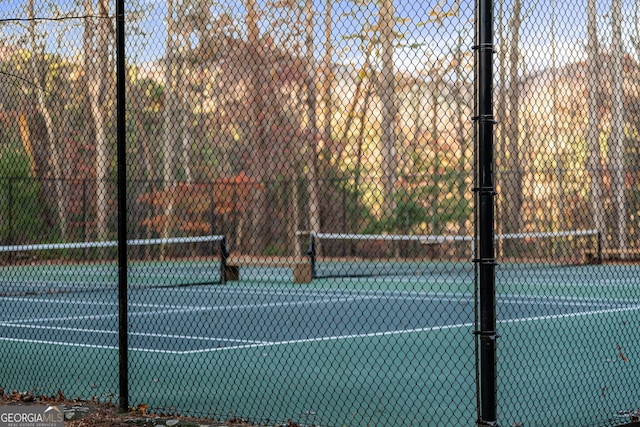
[0,235,228,296]
[307,229,601,279]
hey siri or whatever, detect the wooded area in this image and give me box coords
[0,0,639,257]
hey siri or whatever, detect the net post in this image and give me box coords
[306,233,316,279]
[7,178,14,261]
[210,183,216,236]
[220,236,229,284]
[596,229,602,264]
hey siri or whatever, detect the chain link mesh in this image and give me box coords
[0,0,639,426]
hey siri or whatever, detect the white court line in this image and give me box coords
[0,336,119,351]
[499,304,640,325]
[496,277,640,288]
[5,286,635,308]
[0,322,269,344]
[4,290,632,325]
[0,336,182,353]
[182,322,476,354]
[0,321,477,355]
[0,297,115,306]
[6,294,384,324]
[2,305,639,355]
[1,287,466,304]
[182,304,640,354]
[1,286,392,305]
[0,296,187,309]
[496,297,624,308]
[497,292,636,305]
[189,285,640,307]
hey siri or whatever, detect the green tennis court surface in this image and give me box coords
[1,261,639,426]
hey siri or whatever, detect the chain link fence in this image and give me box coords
[0,0,639,426]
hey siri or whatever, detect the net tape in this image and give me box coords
[0,235,228,295]
[308,230,601,279]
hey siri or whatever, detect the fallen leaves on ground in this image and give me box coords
[0,390,260,427]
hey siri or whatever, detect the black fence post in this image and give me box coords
[116,0,129,413]
[474,0,498,426]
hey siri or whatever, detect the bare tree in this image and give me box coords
[610,0,627,251]
[245,0,267,252]
[503,0,523,238]
[550,0,563,234]
[586,0,605,242]
[304,0,321,250]
[377,0,398,219]
[83,0,112,241]
[27,0,68,239]
[162,0,179,243]
[176,0,213,184]
[321,0,334,155]
[495,0,506,241]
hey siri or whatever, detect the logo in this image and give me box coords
[0,406,63,427]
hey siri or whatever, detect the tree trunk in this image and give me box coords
[355,72,374,232]
[179,63,193,184]
[162,0,179,245]
[586,0,606,243]
[503,0,523,239]
[83,0,112,242]
[244,0,266,253]
[453,19,470,236]
[176,14,194,184]
[97,0,112,241]
[378,0,397,220]
[28,0,68,240]
[496,0,506,248]
[550,0,565,248]
[130,81,157,257]
[321,0,334,157]
[610,0,627,251]
[304,0,321,241]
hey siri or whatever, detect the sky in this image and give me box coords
[0,0,639,74]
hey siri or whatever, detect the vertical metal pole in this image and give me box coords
[116,0,129,413]
[210,182,216,236]
[474,0,498,425]
[596,230,603,264]
[220,236,228,285]
[82,178,88,242]
[306,234,316,279]
[7,178,13,246]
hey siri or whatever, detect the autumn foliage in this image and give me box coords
[137,172,264,235]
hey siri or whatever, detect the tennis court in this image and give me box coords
[1,251,639,427]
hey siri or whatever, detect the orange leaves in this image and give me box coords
[138,403,148,415]
[212,172,265,214]
[140,216,212,234]
[138,182,210,208]
[137,173,265,234]
[137,173,263,214]
[3,389,65,403]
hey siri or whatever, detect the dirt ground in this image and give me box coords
[0,390,271,427]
